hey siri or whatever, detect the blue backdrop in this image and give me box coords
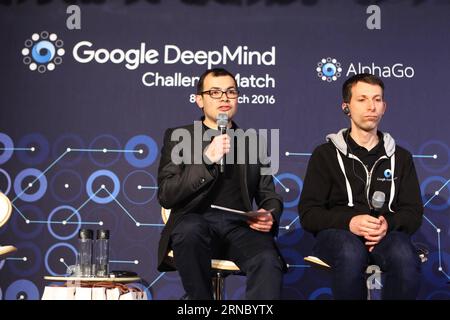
[0,0,449,300]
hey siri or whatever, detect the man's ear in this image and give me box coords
[195,94,204,110]
[342,102,350,116]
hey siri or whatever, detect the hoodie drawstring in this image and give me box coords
[336,149,354,207]
[388,154,396,212]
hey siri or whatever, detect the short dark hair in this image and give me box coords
[342,73,384,103]
[196,68,237,94]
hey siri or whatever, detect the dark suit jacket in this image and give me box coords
[157,121,283,271]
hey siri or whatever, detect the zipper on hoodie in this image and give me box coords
[348,154,388,210]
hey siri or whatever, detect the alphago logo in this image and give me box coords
[316,57,342,82]
[21,31,65,73]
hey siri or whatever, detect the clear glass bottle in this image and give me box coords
[94,229,110,277]
[77,229,93,277]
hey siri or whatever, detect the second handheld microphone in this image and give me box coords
[216,113,228,174]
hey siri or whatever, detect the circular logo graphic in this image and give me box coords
[22,31,65,73]
[384,169,392,178]
[316,57,342,82]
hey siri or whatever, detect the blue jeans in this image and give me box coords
[313,229,421,300]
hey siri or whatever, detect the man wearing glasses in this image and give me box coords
[157,68,285,299]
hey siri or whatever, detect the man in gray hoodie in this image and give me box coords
[298,73,423,299]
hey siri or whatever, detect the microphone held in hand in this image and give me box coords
[216,113,228,174]
[371,191,385,217]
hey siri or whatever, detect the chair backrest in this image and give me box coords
[0,192,17,258]
[0,192,12,228]
[161,207,171,225]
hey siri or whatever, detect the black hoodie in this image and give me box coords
[298,128,423,236]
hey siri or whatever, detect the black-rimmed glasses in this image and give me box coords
[200,89,239,99]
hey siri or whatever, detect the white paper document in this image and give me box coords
[210,204,274,218]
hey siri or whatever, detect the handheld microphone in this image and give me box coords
[216,113,228,174]
[371,191,385,217]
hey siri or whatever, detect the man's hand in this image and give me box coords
[364,216,388,252]
[247,208,274,233]
[204,134,231,164]
[349,214,388,252]
[349,214,381,236]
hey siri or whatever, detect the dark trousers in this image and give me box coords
[170,209,284,300]
[313,229,421,300]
